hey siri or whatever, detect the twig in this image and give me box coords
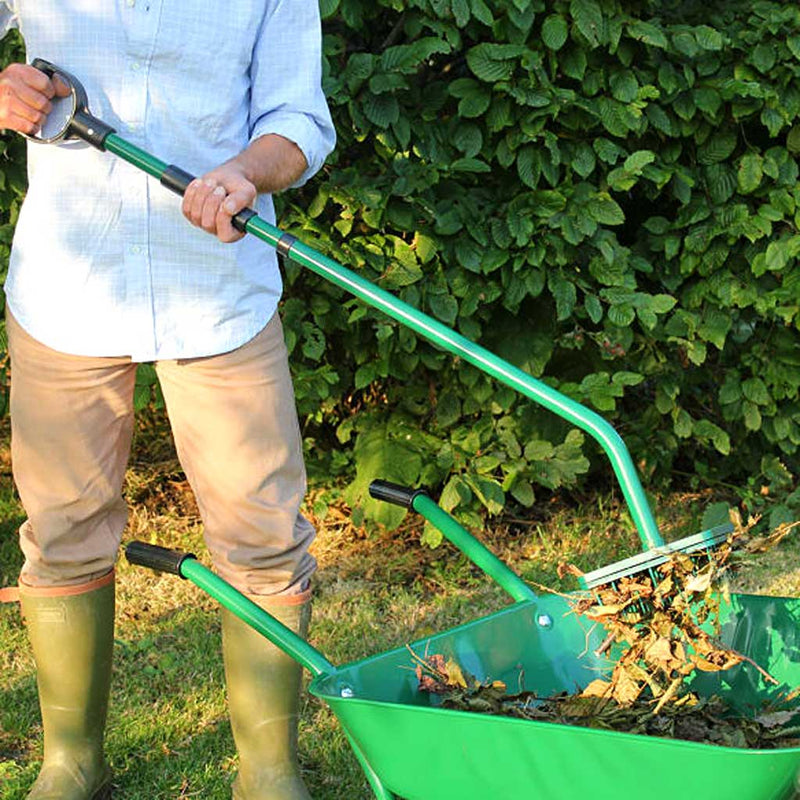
[380,13,406,50]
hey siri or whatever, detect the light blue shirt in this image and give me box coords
[1,0,335,360]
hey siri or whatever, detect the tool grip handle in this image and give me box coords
[31,57,58,79]
[125,541,196,577]
[368,480,429,509]
[159,165,258,233]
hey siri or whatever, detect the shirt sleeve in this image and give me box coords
[0,1,19,33]
[248,0,336,188]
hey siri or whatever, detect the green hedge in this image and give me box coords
[2,3,799,533]
[282,0,800,532]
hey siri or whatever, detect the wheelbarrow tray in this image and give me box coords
[312,592,800,800]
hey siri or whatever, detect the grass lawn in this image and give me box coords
[1,411,799,799]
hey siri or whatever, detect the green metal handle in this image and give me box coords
[97,132,664,551]
[124,541,334,677]
[370,480,536,603]
[30,57,663,549]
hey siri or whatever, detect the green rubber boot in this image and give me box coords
[19,576,115,800]
[222,593,312,800]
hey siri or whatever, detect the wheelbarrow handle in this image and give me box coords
[124,541,197,577]
[124,541,334,678]
[370,480,536,603]
[368,480,428,509]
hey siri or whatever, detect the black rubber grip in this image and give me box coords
[369,480,429,509]
[67,108,115,151]
[31,57,57,79]
[232,207,257,233]
[161,165,195,196]
[159,168,256,233]
[125,541,196,578]
[30,58,115,150]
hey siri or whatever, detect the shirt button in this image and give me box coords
[126,0,135,6]
[131,245,142,255]
[132,62,141,72]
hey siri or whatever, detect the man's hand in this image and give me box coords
[182,161,257,244]
[0,63,70,135]
[182,133,307,244]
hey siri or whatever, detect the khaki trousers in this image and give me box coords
[8,311,316,594]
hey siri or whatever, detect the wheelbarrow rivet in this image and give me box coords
[340,685,355,698]
[537,614,553,629]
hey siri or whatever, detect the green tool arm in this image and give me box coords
[111,135,664,550]
[370,480,537,603]
[30,56,665,552]
[124,542,335,678]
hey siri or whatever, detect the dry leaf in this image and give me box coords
[581,679,613,699]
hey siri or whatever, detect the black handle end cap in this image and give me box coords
[368,480,429,509]
[125,541,196,578]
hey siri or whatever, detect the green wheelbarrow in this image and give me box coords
[126,489,800,800]
[27,57,800,798]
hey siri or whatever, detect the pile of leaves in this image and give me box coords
[413,516,800,749]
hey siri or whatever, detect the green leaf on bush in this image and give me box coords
[451,0,471,28]
[570,0,603,48]
[694,419,731,455]
[694,25,724,51]
[610,70,639,103]
[743,401,762,431]
[697,131,737,165]
[450,79,492,117]
[453,123,483,156]
[464,474,505,515]
[738,153,764,194]
[584,293,603,323]
[571,142,596,178]
[362,92,400,127]
[344,425,423,528]
[674,408,693,438]
[750,43,776,73]
[466,43,524,82]
[429,293,459,325]
[516,146,541,188]
[542,15,569,51]
[742,377,770,406]
[470,0,493,26]
[588,194,625,225]
[510,478,535,507]
[450,157,491,173]
[440,474,472,513]
[319,0,340,20]
[626,20,668,49]
[549,273,577,320]
[560,45,588,79]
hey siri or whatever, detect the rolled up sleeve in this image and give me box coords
[1,1,19,33]
[249,0,336,187]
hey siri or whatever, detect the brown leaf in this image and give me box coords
[581,679,613,699]
[612,665,644,706]
[755,711,797,729]
[557,562,585,579]
[444,658,468,689]
[683,568,713,594]
[585,602,631,619]
[644,637,673,666]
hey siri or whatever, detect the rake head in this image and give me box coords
[580,522,734,591]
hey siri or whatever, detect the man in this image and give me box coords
[0,2,335,799]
